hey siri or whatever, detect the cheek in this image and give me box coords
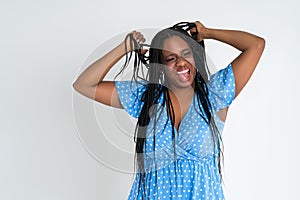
[188,58,197,71]
[164,68,178,82]
[187,58,196,68]
[189,63,197,80]
[165,68,176,78]
[164,64,176,73]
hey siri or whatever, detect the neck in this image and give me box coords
[169,85,194,101]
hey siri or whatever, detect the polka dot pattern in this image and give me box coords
[207,63,236,112]
[115,63,235,200]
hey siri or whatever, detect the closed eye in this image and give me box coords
[182,50,192,58]
[164,55,176,63]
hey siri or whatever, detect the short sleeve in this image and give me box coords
[114,80,147,118]
[207,63,236,112]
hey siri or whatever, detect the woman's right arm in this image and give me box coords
[72,31,145,108]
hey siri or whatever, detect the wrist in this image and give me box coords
[115,42,127,57]
[202,28,213,39]
[121,38,135,54]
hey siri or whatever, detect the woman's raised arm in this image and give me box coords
[72,31,145,108]
[191,21,265,99]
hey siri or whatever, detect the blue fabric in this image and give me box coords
[207,63,236,112]
[115,63,235,200]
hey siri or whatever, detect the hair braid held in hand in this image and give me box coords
[115,22,224,199]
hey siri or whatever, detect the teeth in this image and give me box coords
[176,69,189,74]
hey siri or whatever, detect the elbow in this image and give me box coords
[72,81,81,92]
[257,37,266,50]
[72,81,89,98]
[241,37,266,52]
[72,81,77,90]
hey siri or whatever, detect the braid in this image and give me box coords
[115,22,224,199]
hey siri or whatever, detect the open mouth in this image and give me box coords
[176,68,191,82]
[176,69,190,74]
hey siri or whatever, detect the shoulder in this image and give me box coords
[114,80,149,118]
[207,63,236,112]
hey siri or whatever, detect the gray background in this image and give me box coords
[1,0,299,199]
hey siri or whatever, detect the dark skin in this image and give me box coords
[73,21,265,128]
[161,35,197,130]
[190,21,265,122]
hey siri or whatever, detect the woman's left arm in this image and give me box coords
[192,21,266,99]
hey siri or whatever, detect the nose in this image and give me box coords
[175,56,187,68]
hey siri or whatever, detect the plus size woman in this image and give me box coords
[73,21,265,199]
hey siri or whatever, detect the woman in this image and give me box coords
[73,21,265,200]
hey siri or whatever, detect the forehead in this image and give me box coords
[162,35,190,55]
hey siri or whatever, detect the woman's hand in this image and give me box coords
[193,22,265,101]
[189,21,207,42]
[124,30,147,54]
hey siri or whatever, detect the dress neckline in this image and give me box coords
[165,92,195,134]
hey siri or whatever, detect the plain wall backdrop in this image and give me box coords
[1,0,299,199]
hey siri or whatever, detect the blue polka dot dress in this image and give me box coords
[115,63,236,200]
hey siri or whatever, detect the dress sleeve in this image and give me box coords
[207,63,236,112]
[114,80,147,118]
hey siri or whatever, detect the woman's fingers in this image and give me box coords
[125,30,146,52]
[191,21,206,41]
[190,27,197,33]
[131,31,145,44]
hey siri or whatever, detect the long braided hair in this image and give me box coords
[117,22,224,199]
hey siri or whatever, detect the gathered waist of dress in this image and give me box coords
[142,151,218,173]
